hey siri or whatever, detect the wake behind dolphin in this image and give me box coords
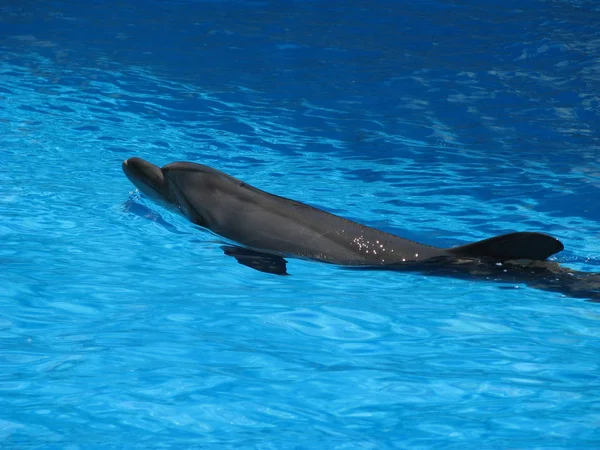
[122,157,600,301]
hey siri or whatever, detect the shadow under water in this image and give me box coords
[222,245,600,302]
[348,257,600,302]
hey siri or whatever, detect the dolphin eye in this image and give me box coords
[239,181,246,187]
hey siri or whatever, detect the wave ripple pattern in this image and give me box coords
[1,0,600,449]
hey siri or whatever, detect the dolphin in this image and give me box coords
[122,157,600,301]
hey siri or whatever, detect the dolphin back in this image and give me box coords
[447,232,564,261]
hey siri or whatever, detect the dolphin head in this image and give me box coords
[122,157,174,205]
[122,157,250,229]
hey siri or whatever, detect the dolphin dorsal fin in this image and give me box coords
[447,232,564,261]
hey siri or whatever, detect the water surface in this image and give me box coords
[1,0,600,448]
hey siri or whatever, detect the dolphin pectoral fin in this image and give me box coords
[448,232,564,261]
[221,245,289,275]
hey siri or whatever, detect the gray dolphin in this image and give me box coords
[122,157,600,301]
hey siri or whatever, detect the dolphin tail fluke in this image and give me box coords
[448,232,564,261]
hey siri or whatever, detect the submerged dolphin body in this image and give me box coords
[122,157,600,301]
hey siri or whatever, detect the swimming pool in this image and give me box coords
[1,0,600,448]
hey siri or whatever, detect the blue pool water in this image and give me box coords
[2,0,600,448]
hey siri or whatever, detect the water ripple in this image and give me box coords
[1,0,600,448]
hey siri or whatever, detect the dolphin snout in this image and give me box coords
[122,157,168,202]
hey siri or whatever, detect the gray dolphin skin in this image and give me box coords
[122,157,600,301]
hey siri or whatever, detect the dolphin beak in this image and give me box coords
[122,157,170,203]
